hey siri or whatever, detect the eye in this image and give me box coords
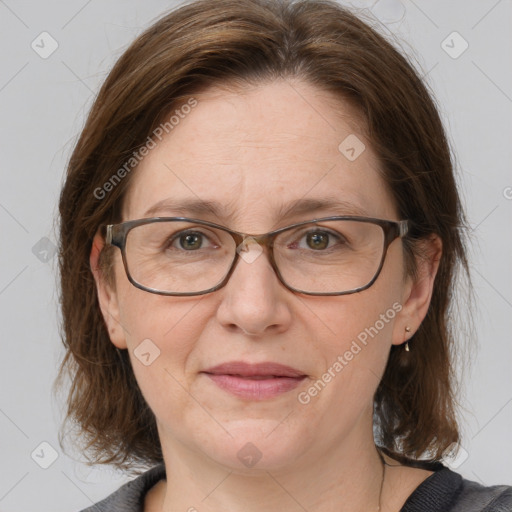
[288,228,346,251]
[305,231,331,250]
[177,232,204,250]
[168,230,218,251]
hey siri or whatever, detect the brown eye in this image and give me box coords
[177,232,204,250]
[306,231,330,250]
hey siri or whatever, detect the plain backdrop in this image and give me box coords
[0,0,511,510]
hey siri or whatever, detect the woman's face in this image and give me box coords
[95,80,425,473]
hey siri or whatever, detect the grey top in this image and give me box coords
[80,463,512,512]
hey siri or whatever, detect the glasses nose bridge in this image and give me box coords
[233,230,276,258]
[227,229,288,298]
[227,229,278,277]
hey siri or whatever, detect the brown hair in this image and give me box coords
[57,0,468,470]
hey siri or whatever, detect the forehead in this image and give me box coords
[123,79,397,229]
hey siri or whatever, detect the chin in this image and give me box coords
[196,418,310,473]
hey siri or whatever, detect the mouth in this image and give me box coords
[201,361,308,400]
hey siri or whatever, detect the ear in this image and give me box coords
[392,234,442,346]
[90,232,128,349]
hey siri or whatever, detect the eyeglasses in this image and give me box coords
[104,216,409,296]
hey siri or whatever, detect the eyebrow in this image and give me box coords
[143,197,369,221]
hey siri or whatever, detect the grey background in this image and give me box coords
[0,0,511,510]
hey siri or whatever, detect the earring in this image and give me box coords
[404,326,411,352]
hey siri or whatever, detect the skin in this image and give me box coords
[91,79,441,512]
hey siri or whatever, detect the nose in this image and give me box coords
[215,242,293,336]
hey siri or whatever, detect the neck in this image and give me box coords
[155,415,386,512]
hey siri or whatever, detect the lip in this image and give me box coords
[201,361,307,400]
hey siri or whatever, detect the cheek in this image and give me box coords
[112,249,202,350]
[317,295,399,376]
[113,264,202,377]
[311,281,402,361]
[295,301,395,431]
[305,254,405,404]
[116,290,208,427]
[118,289,204,359]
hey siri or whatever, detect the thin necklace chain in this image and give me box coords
[377,448,387,511]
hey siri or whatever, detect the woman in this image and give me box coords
[57,0,512,510]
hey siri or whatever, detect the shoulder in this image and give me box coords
[402,462,512,512]
[78,464,166,512]
[451,475,512,512]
